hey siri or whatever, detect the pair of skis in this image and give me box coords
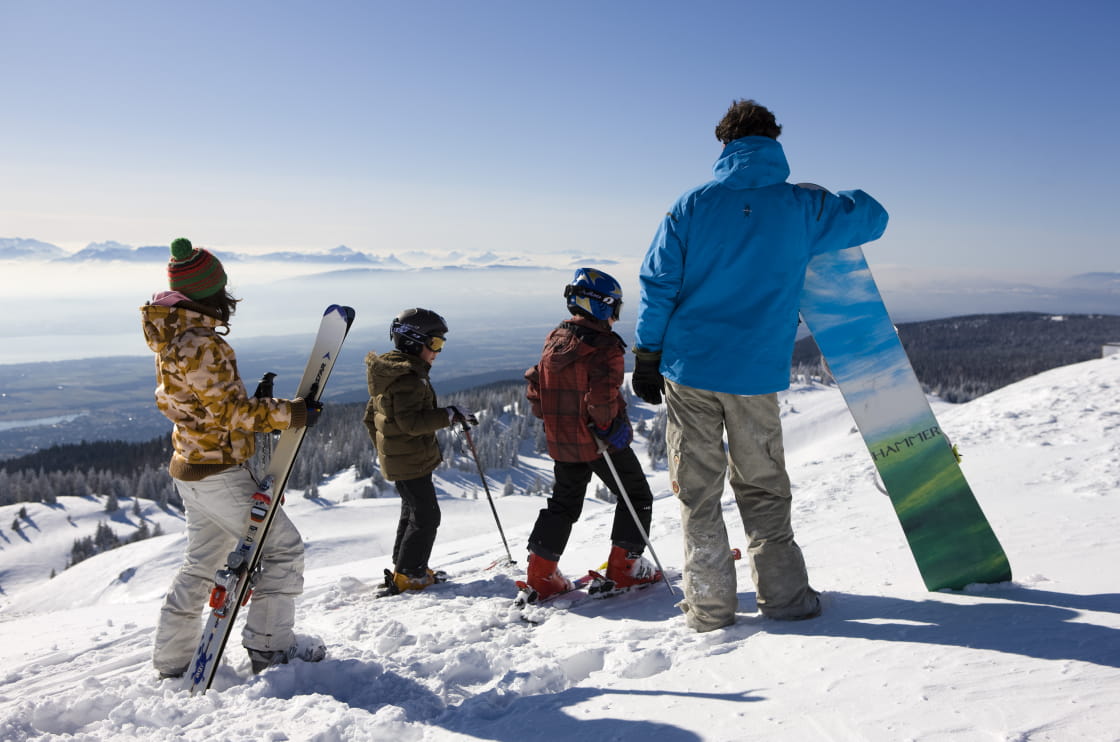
[514,549,742,612]
[513,570,654,611]
[188,305,355,695]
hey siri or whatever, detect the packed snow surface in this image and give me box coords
[1,357,1118,741]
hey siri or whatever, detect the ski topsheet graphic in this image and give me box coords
[188,304,355,694]
[799,246,1010,591]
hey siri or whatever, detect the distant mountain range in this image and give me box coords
[0,237,619,271]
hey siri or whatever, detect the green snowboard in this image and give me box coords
[799,245,1011,590]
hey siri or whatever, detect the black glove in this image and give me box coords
[253,372,276,399]
[447,404,478,427]
[631,349,664,405]
[304,399,324,428]
[591,416,632,450]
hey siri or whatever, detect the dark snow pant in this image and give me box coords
[393,475,441,576]
[528,446,653,560]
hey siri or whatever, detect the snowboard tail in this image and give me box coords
[800,247,1010,590]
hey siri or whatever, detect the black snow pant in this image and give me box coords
[527,446,653,561]
[393,475,442,576]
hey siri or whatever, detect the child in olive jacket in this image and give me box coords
[363,308,475,593]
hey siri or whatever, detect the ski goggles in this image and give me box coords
[426,336,446,353]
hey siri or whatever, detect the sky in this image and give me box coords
[2,357,1118,739]
[1,0,1118,279]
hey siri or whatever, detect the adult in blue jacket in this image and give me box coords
[633,99,888,632]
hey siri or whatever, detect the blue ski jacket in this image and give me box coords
[635,136,888,396]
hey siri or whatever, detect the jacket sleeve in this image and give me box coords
[525,364,543,419]
[807,188,889,257]
[179,330,296,433]
[635,206,687,353]
[362,398,379,445]
[585,343,624,429]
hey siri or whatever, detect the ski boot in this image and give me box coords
[248,634,327,674]
[524,552,574,601]
[604,544,663,590]
[384,567,437,595]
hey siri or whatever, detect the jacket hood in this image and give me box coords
[140,303,225,354]
[712,136,791,190]
[366,350,430,394]
[544,316,615,372]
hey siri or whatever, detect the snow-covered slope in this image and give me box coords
[1,357,1117,741]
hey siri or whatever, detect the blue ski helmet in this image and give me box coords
[390,307,448,355]
[565,268,623,321]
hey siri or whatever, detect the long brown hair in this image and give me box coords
[193,287,241,326]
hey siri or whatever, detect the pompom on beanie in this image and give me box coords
[167,237,227,300]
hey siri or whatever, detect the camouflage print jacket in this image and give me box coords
[140,303,307,481]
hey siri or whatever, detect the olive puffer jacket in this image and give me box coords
[140,303,307,481]
[363,350,451,481]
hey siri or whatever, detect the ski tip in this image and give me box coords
[324,304,357,327]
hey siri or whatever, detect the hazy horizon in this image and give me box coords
[1,254,1117,366]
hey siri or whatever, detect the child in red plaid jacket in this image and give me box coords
[522,268,662,599]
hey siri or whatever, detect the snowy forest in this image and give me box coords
[0,379,668,572]
[7,308,1119,512]
[3,310,1116,573]
[0,380,668,510]
[792,311,1120,402]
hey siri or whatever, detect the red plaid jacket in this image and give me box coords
[525,316,631,463]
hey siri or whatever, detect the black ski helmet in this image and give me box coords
[565,267,623,321]
[390,307,448,355]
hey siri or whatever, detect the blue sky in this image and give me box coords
[1,0,1117,277]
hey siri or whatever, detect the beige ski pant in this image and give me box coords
[665,380,817,632]
[152,465,304,676]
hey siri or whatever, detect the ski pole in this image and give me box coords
[592,435,675,596]
[460,422,515,566]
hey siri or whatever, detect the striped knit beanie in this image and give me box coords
[167,237,227,300]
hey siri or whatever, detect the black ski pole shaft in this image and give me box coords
[462,424,515,565]
[594,437,675,596]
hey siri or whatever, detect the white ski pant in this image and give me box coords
[152,465,304,675]
[665,380,816,632]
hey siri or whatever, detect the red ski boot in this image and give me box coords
[605,544,663,589]
[526,553,574,600]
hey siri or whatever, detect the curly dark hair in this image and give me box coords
[715,99,781,144]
